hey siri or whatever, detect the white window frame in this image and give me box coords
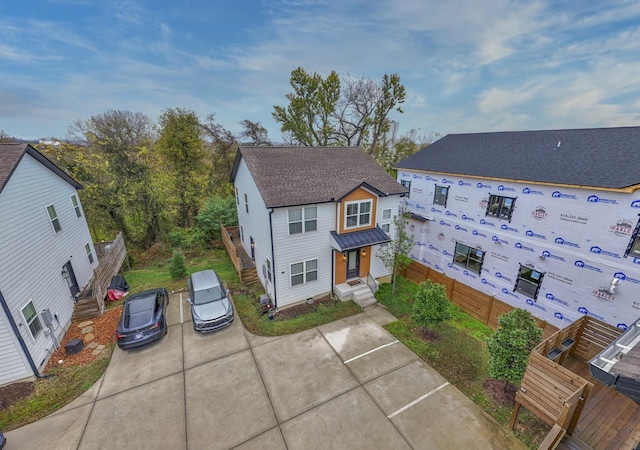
[290,259,318,286]
[381,223,391,233]
[85,242,94,264]
[46,204,61,233]
[382,208,392,220]
[244,193,249,213]
[21,300,43,340]
[70,194,82,218]
[240,226,244,242]
[344,200,372,229]
[288,206,318,235]
[235,187,239,205]
[265,258,272,282]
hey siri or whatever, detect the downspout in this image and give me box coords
[0,290,50,379]
[269,209,277,309]
[331,249,335,296]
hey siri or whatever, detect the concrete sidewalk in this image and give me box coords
[5,293,526,450]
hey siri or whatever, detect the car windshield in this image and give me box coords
[193,286,225,305]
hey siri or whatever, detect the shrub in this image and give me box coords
[487,308,542,390]
[169,250,187,280]
[196,196,238,243]
[411,279,451,328]
[168,227,207,250]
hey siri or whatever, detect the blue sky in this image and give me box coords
[1,0,639,141]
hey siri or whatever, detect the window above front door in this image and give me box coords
[345,200,372,229]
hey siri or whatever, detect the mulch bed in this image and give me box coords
[416,327,440,342]
[273,295,335,320]
[483,378,518,407]
[0,305,123,413]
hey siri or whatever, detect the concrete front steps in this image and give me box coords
[335,281,377,309]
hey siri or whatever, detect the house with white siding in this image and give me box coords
[0,143,98,386]
[395,126,640,331]
[230,146,406,309]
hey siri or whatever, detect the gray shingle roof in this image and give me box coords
[396,127,640,190]
[0,143,83,194]
[233,146,406,208]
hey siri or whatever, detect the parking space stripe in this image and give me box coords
[343,340,399,364]
[387,382,450,419]
[179,292,184,323]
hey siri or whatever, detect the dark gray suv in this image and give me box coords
[187,270,234,332]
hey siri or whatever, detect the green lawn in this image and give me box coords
[376,277,548,449]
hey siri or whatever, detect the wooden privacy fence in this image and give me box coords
[402,261,559,337]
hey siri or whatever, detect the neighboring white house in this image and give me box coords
[230,146,406,309]
[0,144,98,386]
[395,126,640,331]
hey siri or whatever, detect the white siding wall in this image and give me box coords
[0,307,31,386]
[233,159,274,300]
[0,153,98,378]
[272,203,336,307]
[370,195,402,278]
[398,169,640,330]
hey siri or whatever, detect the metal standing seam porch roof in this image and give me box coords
[395,126,640,191]
[330,226,391,251]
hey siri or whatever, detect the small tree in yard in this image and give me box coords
[169,250,187,280]
[377,207,415,299]
[411,280,451,328]
[487,308,542,391]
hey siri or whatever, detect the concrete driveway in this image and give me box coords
[6,293,526,450]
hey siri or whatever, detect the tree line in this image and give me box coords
[5,68,436,251]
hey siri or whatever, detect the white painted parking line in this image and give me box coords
[180,292,184,323]
[343,340,400,364]
[387,382,450,419]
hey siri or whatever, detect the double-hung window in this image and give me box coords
[453,242,484,274]
[514,265,544,299]
[486,194,516,221]
[46,204,61,233]
[22,301,43,339]
[71,194,82,218]
[345,200,372,229]
[85,242,94,264]
[401,180,411,198]
[380,208,392,233]
[290,259,318,286]
[235,187,239,205]
[625,218,640,258]
[288,207,318,234]
[244,193,249,213]
[265,258,272,282]
[434,185,449,207]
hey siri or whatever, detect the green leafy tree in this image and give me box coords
[273,67,341,146]
[239,119,271,146]
[377,207,415,299]
[411,280,451,328]
[201,114,238,196]
[169,250,187,280]
[196,196,238,244]
[487,308,543,391]
[156,108,208,228]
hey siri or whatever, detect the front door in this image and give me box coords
[346,250,360,280]
[250,236,255,261]
[62,261,80,297]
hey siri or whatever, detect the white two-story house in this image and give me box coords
[0,144,98,385]
[396,126,640,331]
[230,146,406,309]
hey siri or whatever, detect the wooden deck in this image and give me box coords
[563,355,640,450]
[220,224,258,284]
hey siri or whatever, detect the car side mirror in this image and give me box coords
[187,298,192,305]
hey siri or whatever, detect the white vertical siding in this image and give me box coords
[370,195,402,278]
[0,307,32,386]
[233,158,274,300]
[0,153,98,378]
[272,203,335,307]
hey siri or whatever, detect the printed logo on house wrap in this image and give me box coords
[609,219,634,237]
[634,257,640,265]
[441,178,454,185]
[439,220,452,227]
[500,224,518,233]
[458,180,472,187]
[472,230,487,238]
[445,211,458,217]
[434,264,443,271]
[420,257,431,265]
[541,250,565,261]
[428,244,440,252]
[574,260,602,272]
[410,253,418,260]
[589,246,621,259]
[614,272,640,284]
[551,190,578,200]
[442,249,451,256]
[481,278,497,288]
[587,195,618,205]
[515,242,535,252]
[495,272,513,282]
[424,175,436,181]
[502,288,519,299]
[461,214,475,222]
[577,307,605,321]
[476,182,492,189]
[555,237,580,248]
[480,218,495,227]
[592,287,615,303]
[498,185,516,192]
[631,200,640,208]
[526,230,547,240]
[415,203,426,210]
[416,241,427,246]
[554,312,573,323]
[412,173,421,179]
[522,187,544,195]
[447,262,459,271]
[400,172,410,179]
[526,299,546,311]
[545,293,568,306]
[455,224,468,232]
[617,323,629,331]
[463,270,477,279]
[531,206,548,220]
[492,235,509,245]
[431,206,443,214]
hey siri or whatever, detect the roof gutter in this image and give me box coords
[0,290,49,379]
